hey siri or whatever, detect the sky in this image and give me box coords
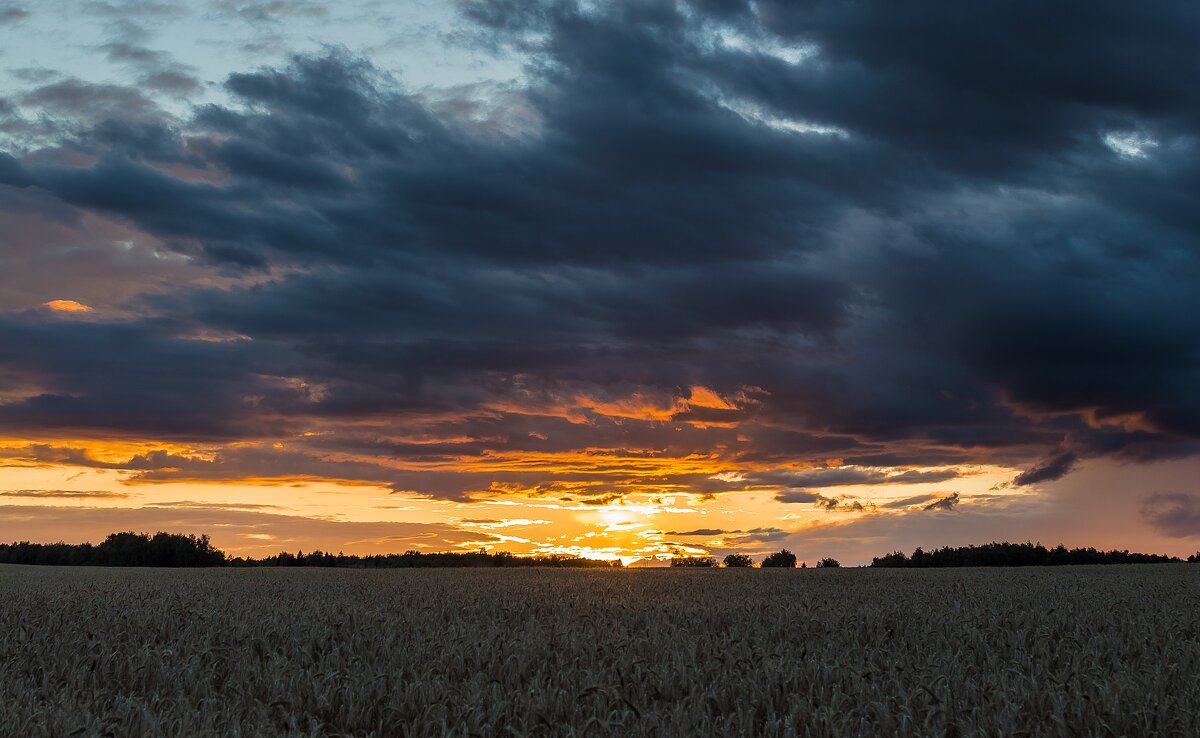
[2,0,1200,565]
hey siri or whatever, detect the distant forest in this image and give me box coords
[0,532,1197,568]
[0,532,228,568]
[0,532,618,568]
[869,542,1192,567]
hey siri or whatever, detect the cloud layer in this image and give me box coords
[2,1,1200,525]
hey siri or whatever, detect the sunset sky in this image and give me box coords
[2,1,1199,565]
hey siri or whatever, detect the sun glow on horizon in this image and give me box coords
[0,439,1046,564]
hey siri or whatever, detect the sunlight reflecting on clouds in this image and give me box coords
[44,299,93,313]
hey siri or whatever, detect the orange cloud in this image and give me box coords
[686,385,738,410]
[44,299,93,313]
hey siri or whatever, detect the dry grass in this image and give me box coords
[2,564,1199,737]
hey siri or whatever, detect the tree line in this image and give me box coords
[870,541,1186,568]
[232,549,620,568]
[0,532,226,567]
[1,534,1196,569]
[671,551,841,568]
[0,533,619,568]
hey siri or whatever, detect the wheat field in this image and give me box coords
[2,564,1198,737]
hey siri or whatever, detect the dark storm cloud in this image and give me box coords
[4,0,1200,499]
[923,492,960,512]
[738,1,1200,179]
[82,119,192,162]
[1140,493,1200,538]
[880,493,938,510]
[0,5,29,25]
[579,494,624,506]
[883,492,964,513]
[812,494,869,512]
[733,527,790,543]
[1013,453,1078,487]
[0,316,310,440]
[777,468,961,489]
[0,152,31,186]
[666,527,788,543]
[769,467,960,503]
[773,489,821,504]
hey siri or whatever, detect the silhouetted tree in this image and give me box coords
[871,551,908,567]
[760,549,797,568]
[671,555,718,567]
[816,558,841,568]
[723,553,753,568]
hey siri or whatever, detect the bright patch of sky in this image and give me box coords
[720,97,848,138]
[716,27,816,65]
[696,23,837,138]
[0,0,525,113]
[1104,130,1158,159]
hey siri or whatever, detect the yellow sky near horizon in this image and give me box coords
[4,452,1195,565]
